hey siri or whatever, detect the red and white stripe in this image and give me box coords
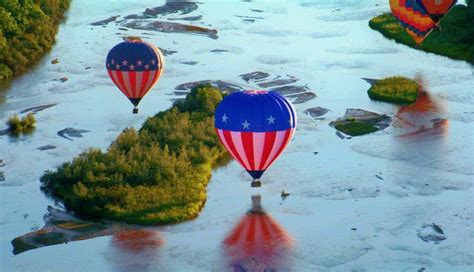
[107,52,164,100]
[215,128,295,172]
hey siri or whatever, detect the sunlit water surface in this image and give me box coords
[1,0,473,271]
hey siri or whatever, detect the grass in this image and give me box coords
[369,5,474,64]
[41,84,230,225]
[7,113,36,135]
[368,76,419,104]
[335,121,379,136]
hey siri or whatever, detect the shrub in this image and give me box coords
[7,113,36,135]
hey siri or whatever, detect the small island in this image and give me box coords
[41,85,230,225]
[369,1,474,64]
[367,76,419,104]
[0,0,70,83]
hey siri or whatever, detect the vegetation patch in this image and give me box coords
[334,121,379,137]
[0,0,71,83]
[41,85,230,225]
[7,113,36,135]
[369,2,474,64]
[368,76,419,104]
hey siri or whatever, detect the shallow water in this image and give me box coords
[1,0,473,271]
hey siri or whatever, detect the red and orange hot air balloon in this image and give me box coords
[390,0,437,44]
[416,0,458,23]
[106,39,165,114]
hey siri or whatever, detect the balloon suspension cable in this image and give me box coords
[133,107,138,114]
[251,179,261,188]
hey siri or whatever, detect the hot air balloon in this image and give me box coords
[223,195,293,271]
[390,0,437,44]
[416,0,457,23]
[106,39,164,114]
[214,90,297,187]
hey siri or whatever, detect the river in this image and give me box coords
[1,0,473,271]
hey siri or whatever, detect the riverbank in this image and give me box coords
[0,0,70,83]
[41,85,230,225]
[369,3,474,64]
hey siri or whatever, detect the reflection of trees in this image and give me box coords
[223,195,293,271]
[109,229,163,272]
[394,90,448,139]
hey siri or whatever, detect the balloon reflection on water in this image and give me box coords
[223,195,294,271]
[109,229,164,272]
[394,89,448,140]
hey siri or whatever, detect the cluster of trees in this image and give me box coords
[369,1,474,64]
[0,0,70,82]
[7,113,36,135]
[41,85,230,225]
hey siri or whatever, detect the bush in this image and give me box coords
[0,0,70,84]
[41,85,230,225]
[368,76,419,104]
[369,4,474,64]
[7,113,36,135]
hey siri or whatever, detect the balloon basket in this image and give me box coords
[251,180,261,188]
[133,108,138,114]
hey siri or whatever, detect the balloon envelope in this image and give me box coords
[214,90,297,180]
[106,40,164,112]
[390,0,437,44]
[416,0,457,22]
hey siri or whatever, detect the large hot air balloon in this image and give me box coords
[390,0,437,44]
[223,195,293,270]
[416,0,457,23]
[106,39,164,114]
[214,90,297,187]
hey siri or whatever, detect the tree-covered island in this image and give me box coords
[369,1,474,64]
[41,85,230,225]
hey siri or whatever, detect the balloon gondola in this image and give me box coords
[106,38,165,114]
[214,90,297,187]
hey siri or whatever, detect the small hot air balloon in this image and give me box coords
[390,0,437,44]
[416,0,458,23]
[214,90,296,187]
[106,38,164,114]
